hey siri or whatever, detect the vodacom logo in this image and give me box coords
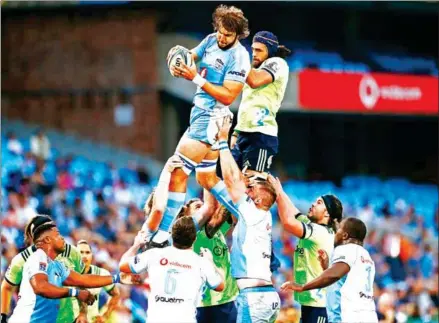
[359,75,422,109]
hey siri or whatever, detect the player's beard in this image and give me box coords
[218,36,237,51]
[252,59,263,68]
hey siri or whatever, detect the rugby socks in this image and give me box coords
[153,192,186,243]
[210,181,240,218]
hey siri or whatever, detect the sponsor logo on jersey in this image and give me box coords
[262,252,271,259]
[169,261,192,269]
[265,61,279,73]
[160,258,169,266]
[295,246,305,255]
[214,58,224,71]
[155,295,184,303]
[134,256,140,264]
[227,69,246,77]
[360,256,374,265]
[359,292,375,300]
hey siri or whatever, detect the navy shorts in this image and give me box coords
[196,301,237,323]
[300,305,328,323]
[231,131,278,172]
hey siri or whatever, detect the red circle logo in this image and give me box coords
[160,258,168,266]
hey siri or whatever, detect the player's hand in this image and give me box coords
[172,61,197,81]
[93,315,105,323]
[318,249,329,270]
[215,115,233,141]
[119,273,143,285]
[75,313,88,323]
[165,155,184,173]
[267,174,283,195]
[199,247,214,263]
[280,281,304,292]
[77,290,95,306]
[134,230,147,248]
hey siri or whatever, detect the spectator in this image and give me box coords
[30,128,50,161]
[6,132,23,155]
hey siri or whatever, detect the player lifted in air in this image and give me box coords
[143,5,252,248]
[281,217,378,323]
[231,31,291,178]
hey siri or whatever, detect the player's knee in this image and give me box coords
[196,171,218,190]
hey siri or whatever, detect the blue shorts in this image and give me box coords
[300,305,328,323]
[236,286,280,323]
[196,301,237,323]
[231,131,278,172]
[186,106,233,146]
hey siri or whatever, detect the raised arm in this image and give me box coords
[267,175,305,238]
[216,116,247,204]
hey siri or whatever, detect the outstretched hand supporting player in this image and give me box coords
[172,61,197,81]
[215,115,233,142]
[165,154,184,173]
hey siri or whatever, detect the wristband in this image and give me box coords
[218,140,229,151]
[112,273,121,284]
[192,74,207,88]
[68,288,79,297]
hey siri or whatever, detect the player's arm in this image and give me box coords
[1,280,16,319]
[267,175,304,238]
[216,117,247,204]
[63,270,138,288]
[119,232,149,273]
[99,286,121,322]
[246,68,274,88]
[281,262,350,292]
[145,155,184,232]
[200,248,225,292]
[174,61,244,106]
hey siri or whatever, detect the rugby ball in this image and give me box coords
[167,46,194,77]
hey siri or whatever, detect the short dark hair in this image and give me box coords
[343,217,367,242]
[212,5,250,39]
[322,194,343,231]
[24,215,53,245]
[172,217,196,249]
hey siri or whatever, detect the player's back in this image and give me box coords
[193,33,250,110]
[9,249,69,323]
[145,246,218,323]
[231,196,273,283]
[327,244,378,323]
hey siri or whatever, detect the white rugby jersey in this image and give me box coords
[231,195,273,283]
[327,243,378,323]
[128,246,222,323]
[9,249,70,323]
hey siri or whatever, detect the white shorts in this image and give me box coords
[236,286,280,323]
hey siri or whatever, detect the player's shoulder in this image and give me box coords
[203,33,217,46]
[27,248,48,263]
[91,264,110,276]
[334,243,362,257]
[262,57,289,73]
[17,245,37,262]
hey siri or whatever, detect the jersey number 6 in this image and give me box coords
[165,269,178,295]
